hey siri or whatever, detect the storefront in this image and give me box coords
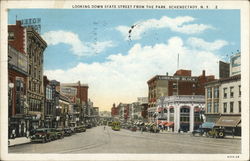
[215,116,241,136]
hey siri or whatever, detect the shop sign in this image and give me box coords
[21,18,41,33]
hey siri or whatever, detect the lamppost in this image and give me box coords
[8,82,14,138]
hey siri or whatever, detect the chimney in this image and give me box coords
[202,70,205,76]
[16,20,22,26]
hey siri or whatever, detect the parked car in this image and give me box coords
[86,124,92,129]
[30,128,51,143]
[131,126,137,132]
[75,125,86,133]
[55,128,64,139]
[191,128,204,136]
[64,127,73,136]
[149,126,160,133]
[207,128,225,138]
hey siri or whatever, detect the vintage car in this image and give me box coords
[64,127,73,136]
[130,126,137,132]
[54,128,65,139]
[191,128,205,136]
[207,128,225,138]
[30,128,52,143]
[75,125,86,133]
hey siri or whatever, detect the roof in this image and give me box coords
[61,83,89,87]
[205,74,240,86]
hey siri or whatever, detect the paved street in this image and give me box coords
[9,126,241,154]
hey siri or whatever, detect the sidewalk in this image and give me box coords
[159,131,241,139]
[8,137,31,147]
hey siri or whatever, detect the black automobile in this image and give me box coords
[52,128,64,139]
[30,128,51,143]
[86,124,92,129]
[64,127,73,136]
[191,128,205,136]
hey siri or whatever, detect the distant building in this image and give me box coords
[111,103,119,119]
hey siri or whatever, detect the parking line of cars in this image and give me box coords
[30,126,87,143]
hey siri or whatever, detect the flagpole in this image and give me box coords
[177,53,179,96]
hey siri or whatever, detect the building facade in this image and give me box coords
[147,69,214,123]
[26,26,47,130]
[205,75,241,135]
[156,95,205,132]
[8,45,29,138]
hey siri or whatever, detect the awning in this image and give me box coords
[237,122,241,127]
[201,122,215,129]
[165,122,174,127]
[159,121,168,126]
[215,116,241,127]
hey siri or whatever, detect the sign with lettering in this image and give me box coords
[21,18,41,33]
[60,86,77,97]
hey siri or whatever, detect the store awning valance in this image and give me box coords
[165,122,174,127]
[201,122,215,129]
[215,116,241,127]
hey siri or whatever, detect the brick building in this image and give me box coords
[8,45,29,138]
[147,69,215,123]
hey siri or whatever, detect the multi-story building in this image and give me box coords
[147,69,215,122]
[43,76,54,128]
[205,75,241,135]
[56,94,70,128]
[205,52,241,136]
[117,103,129,122]
[111,103,119,120]
[8,20,47,135]
[26,26,47,130]
[8,45,29,138]
[156,95,205,132]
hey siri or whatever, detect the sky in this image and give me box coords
[8,9,240,111]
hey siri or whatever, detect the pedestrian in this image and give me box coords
[104,126,106,130]
[178,128,181,133]
[141,127,143,134]
[26,130,30,138]
[12,129,16,139]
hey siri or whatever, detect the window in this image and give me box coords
[207,88,212,98]
[214,87,219,98]
[230,102,234,113]
[230,87,234,98]
[214,102,219,113]
[223,88,227,98]
[207,103,211,113]
[173,82,177,89]
[8,32,15,40]
[239,85,241,97]
[223,103,227,113]
[238,101,241,113]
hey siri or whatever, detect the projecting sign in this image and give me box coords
[21,18,41,33]
[60,86,77,97]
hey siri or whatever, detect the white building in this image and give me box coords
[156,95,205,132]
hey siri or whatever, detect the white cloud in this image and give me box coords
[42,30,115,56]
[187,37,229,51]
[116,16,214,40]
[44,36,220,111]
